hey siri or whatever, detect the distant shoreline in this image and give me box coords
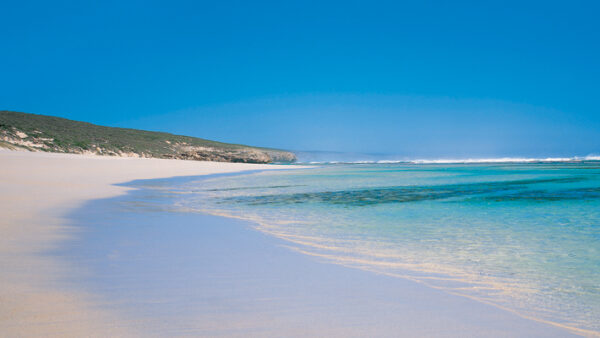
[0,110,297,164]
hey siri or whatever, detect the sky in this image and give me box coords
[2,0,599,158]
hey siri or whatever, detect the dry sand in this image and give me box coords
[0,150,298,337]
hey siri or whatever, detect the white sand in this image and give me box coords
[0,150,300,337]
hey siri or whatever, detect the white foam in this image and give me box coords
[409,156,599,164]
[298,155,600,165]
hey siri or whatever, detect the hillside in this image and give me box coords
[0,111,296,164]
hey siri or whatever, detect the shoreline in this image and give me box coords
[0,150,579,336]
[202,211,597,337]
[57,173,576,337]
[138,174,595,337]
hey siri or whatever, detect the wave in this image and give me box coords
[300,155,600,165]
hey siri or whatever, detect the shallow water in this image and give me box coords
[153,163,600,334]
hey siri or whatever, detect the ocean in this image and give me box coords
[144,162,599,334]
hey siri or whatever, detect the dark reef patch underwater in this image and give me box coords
[220,176,599,206]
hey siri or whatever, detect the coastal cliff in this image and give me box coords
[0,111,296,164]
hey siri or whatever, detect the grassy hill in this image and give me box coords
[0,111,296,163]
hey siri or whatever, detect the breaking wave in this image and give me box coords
[299,155,600,165]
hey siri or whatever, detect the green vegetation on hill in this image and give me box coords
[0,111,296,163]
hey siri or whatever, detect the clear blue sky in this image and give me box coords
[2,1,599,157]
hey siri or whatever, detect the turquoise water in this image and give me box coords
[165,163,600,334]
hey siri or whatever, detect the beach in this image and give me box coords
[0,150,578,337]
[0,150,296,336]
[4,1,598,336]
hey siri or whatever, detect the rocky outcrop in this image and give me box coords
[164,146,296,164]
